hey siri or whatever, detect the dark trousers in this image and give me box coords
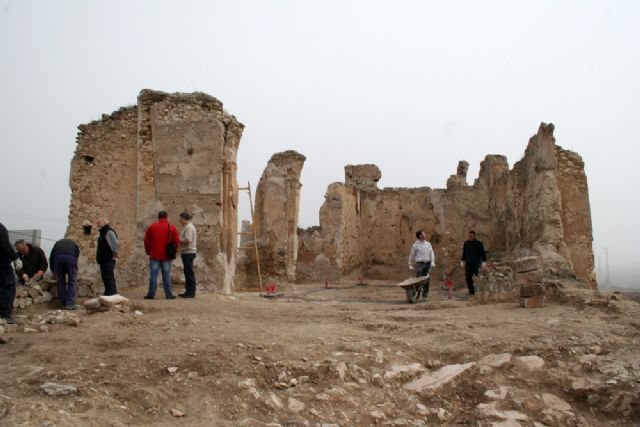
[0,274,16,318]
[99,259,117,296]
[416,261,431,298]
[465,262,480,295]
[54,254,78,307]
[181,253,197,296]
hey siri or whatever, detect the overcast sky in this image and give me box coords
[1,1,638,286]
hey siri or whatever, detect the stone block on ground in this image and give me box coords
[98,294,130,307]
[86,294,130,315]
[479,353,512,368]
[477,402,529,422]
[520,295,546,308]
[514,355,544,371]
[512,257,540,273]
[403,362,476,392]
[383,363,425,381]
[520,283,545,298]
[541,393,571,411]
[40,382,78,396]
[84,298,101,309]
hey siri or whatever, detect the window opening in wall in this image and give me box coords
[83,155,95,165]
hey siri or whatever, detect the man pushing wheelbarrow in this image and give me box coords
[402,230,435,304]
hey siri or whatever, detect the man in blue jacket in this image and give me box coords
[0,222,22,324]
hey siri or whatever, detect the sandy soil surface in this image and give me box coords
[1,279,639,426]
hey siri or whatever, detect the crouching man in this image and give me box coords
[14,239,48,283]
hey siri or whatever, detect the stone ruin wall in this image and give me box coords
[66,103,593,293]
[66,90,243,294]
[237,151,306,289]
[66,107,139,291]
[297,123,595,287]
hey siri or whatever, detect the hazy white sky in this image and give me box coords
[1,1,638,284]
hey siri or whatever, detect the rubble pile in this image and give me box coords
[83,294,130,315]
[474,262,517,301]
[0,310,81,336]
[514,256,547,308]
[233,344,630,425]
[13,279,97,311]
[13,282,54,309]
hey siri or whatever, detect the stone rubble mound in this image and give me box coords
[0,310,81,336]
[13,278,97,311]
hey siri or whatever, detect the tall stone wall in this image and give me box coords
[238,151,305,288]
[66,107,138,286]
[66,89,244,294]
[297,123,595,287]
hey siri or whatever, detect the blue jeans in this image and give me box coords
[181,253,197,296]
[147,260,173,298]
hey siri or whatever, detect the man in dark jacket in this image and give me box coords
[0,222,21,324]
[50,238,80,310]
[96,217,120,296]
[14,239,48,283]
[460,230,487,295]
[143,211,180,300]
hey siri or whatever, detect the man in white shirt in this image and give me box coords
[408,230,436,300]
[178,212,198,298]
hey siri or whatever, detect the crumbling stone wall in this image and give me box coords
[297,123,595,287]
[66,90,244,293]
[555,147,595,284]
[66,107,138,286]
[238,151,305,288]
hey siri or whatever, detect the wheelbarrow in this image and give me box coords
[396,274,430,304]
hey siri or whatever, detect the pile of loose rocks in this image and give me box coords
[13,278,98,311]
[475,262,518,301]
[0,310,81,339]
[13,282,54,309]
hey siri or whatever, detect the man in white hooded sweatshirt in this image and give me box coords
[408,230,435,300]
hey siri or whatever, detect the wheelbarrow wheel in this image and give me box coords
[406,285,419,304]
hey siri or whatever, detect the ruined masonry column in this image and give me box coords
[253,150,306,284]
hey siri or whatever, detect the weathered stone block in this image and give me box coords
[514,355,545,370]
[478,353,512,368]
[403,362,476,392]
[515,269,544,285]
[512,257,540,273]
[520,283,545,298]
[345,164,381,189]
[520,295,546,308]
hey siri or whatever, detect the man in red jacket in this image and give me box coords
[143,211,180,299]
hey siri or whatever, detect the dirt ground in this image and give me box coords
[1,279,639,426]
